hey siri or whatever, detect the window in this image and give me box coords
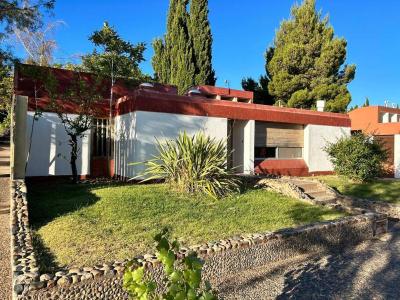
[255,146,302,159]
[92,118,111,157]
[255,122,304,160]
[277,147,303,159]
[255,147,276,159]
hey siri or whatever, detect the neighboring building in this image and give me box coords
[349,106,400,178]
[12,65,351,179]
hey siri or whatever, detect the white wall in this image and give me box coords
[114,112,137,179]
[114,111,228,178]
[304,124,351,173]
[231,120,254,174]
[25,112,91,177]
[395,134,400,179]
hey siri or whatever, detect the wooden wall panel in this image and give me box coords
[255,122,304,147]
[376,135,394,164]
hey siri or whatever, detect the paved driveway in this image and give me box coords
[218,221,400,299]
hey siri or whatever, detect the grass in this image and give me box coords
[28,182,346,270]
[315,175,400,204]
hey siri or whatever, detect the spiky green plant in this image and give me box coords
[136,132,240,198]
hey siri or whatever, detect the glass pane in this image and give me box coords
[277,147,302,159]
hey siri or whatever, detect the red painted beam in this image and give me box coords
[116,90,351,127]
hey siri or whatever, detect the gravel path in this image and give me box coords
[217,221,400,300]
[0,140,11,300]
[0,177,11,300]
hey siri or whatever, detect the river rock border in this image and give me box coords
[11,179,389,300]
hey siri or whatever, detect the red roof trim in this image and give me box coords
[194,85,253,100]
[27,97,110,118]
[115,90,350,127]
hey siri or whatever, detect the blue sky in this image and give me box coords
[14,0,400,107]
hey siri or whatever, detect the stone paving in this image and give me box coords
[217,221,400,300]
[0,141,11,300]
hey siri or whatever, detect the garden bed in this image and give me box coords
[28,181,346,270]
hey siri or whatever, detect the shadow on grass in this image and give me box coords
[26,180,122,228]
[27,180,129,272]
[286,201,346,226]
[32,231,59,273]
[343,181,399,204]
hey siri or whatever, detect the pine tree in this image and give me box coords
[153,0,195,94]
[364,97,370,107]
[267,0,355,112]
[153,0,215,94]
[189,0,215,85]
[241,76,273,105]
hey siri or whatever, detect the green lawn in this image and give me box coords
[316,175,400,204]
[28,182,345,270]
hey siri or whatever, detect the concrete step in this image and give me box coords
[307,191,336,200]
[289,181,320,191]
[288,182,327,195]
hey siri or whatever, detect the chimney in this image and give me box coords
[316,100,326,112]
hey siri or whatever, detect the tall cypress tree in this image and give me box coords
[189,0,215,85]
[267,0,356,112]
[152,0,195,94]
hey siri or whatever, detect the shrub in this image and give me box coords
[324,132,388,182]
[136,132,240,198]
[123,228,217,300]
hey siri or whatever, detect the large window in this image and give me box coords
[255,122,304,160]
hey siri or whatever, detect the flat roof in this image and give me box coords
[16,64,350,127]
[116,90,350,127]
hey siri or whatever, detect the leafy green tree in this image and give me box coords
[189,0,215,85]
[266,0,355,112]
[325,132,388,182]
[363,97,370,107]
[82,22,147,81]
[153,0,196,95]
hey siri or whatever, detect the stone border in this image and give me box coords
[11,179,389,299]
[11,180,41,297]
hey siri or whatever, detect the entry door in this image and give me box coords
[91,118,112,177]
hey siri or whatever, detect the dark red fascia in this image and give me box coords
[115,90,351,127]
[193,85,254,100]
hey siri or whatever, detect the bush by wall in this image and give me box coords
[325,132,388,182]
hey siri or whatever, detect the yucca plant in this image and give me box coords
[135,132,240,198]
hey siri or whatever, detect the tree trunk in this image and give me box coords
[69,134,78,183]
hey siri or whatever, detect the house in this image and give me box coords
[12,65,351,180]
[349,106,400,178]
